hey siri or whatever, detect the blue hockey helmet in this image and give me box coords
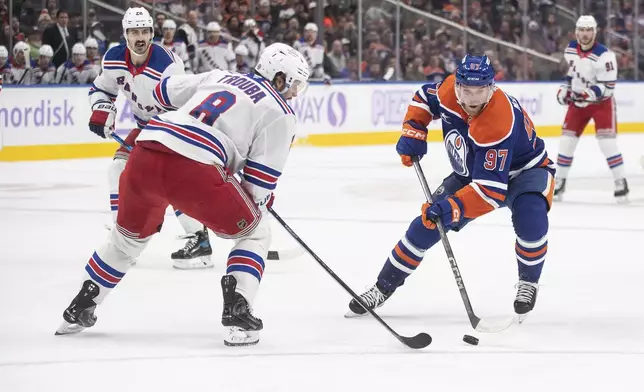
[454,55,496,113]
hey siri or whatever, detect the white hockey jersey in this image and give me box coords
[139,70,297,203]
[30,60,56,84]
[564,41,617,101]
[240,35,265,69]
[154,38,193,74]
[5,60,32,85]
[195,39,234,73]
[293,38,325,79]
[89,43,185,129]
[56,60,99,85]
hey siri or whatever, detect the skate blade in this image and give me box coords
[172,256,214,270]
[517,313,529,324]
[474,316,516,333]
[344,310,369,318]
[55,321,85,335]
[224,328,259,346]
[616,195,629,204]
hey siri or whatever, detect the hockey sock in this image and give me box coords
[556,133,580,179]
[377,216,440,292]
[597,137,626,179]
[512,193,548,283]
[82,244,131,305]
[107,158,127,222]
[174,209,206,235]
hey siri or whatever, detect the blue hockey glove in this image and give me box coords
[396,120,428,167]
[421,197,464,230]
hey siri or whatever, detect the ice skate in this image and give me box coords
[221,275,263,346]
[514,280,539,324]
[55,280,100,335]
[171,228,214,269]
[553,178,566,201]
[614,178,629,203]
[345,283,394,318]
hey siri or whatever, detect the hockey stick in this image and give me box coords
[268,207,432,349]
[412,158,514,333]
[110,132,132,151]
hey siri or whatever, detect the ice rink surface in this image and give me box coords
[1,134,643,391]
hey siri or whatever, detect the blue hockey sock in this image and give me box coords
[512,193,549,283]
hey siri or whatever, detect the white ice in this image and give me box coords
[1,135,643,391]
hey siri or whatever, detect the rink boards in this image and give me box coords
[1,81,643,161]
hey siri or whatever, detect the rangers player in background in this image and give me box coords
[88,7,213,269]
[293,23,327,80]
[0,46,9,85]
[56,43,310,347]
[154,19,193,74]
[347,55,554,322]
[240,19,265,69]
[56,43,98,85]
[555,15,628,201]
[31,45,56,84]
[85,37,102,70]
[7,41,32,85]
[195,22,234,73]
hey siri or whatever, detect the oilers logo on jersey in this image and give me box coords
[445,130,469,176]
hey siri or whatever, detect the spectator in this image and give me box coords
[42,9,74,68]
[176,10,202,60]
[240,18,265,68]
[327,39,347,76]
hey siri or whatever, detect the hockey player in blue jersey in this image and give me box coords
[346,55,555,321]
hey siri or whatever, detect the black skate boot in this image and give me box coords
[171,228,214,269]
[345,283,394,318]
[55,280,100,335]
[514,280,539,324]
[221,275,263,346]
[553,178,566,201]
[614,178,629,203]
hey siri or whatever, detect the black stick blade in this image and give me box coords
[401,332,432,349]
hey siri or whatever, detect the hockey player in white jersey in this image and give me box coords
[154,19,193,74]
[56,43,99,85]
[293,23,326,80]
[7,41,32,85]
[240,19,265,69]
[31,45,56,84]
[1,46,12,86]
[88,7,213,269]
[195,22,234,73]
[56,43,310,347]
[555,15,628,201]
[230,44,250,73]
[85,37,101,70]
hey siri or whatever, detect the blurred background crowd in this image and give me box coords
[0,0,643,85]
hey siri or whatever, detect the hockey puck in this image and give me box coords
[267,250,279,260]
[462,334,479,346]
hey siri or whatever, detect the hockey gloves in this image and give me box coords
[396,120,428,167]
[89,101,117,139]
[421,197,464,230]
[556,85,573,105]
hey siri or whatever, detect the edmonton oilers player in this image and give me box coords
[88,7,213,268]
[347,55,555,321]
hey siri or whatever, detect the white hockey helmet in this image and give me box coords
[72,43,87,55]
[255,43,310,95]
[122,7,154,34]
[576,15,598,30]
[206,22,221,32]
[13,41,30,58]
[39,44,54,57]
[235,44,249,56]
[304,22,318,32]
[244,19,257,29]
[84,37,99,49]
[162,19,177,30]
[0,45,8,60]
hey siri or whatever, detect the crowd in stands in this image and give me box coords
[1,0,642,85]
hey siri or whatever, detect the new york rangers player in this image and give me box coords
[55,43,98,85]
[88,7,213,269]
[154,19,193,74]
[347,56,554,322]
[555,15,628,201]
[194,22,234,73]
[56,43,310,347]
[31,45,56,84]
[7,41,32,85]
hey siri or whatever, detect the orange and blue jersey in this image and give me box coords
[404,74,555,219]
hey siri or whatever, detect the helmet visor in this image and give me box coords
[455,83,492,106]
[290,79,308,95]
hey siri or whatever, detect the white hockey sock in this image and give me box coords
[82,226,151,304]
[107,158,127,222]
[597,137,626,179]
[174,209,205,234]
[555,133,580,179]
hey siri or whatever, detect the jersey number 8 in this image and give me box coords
[189,91,237,127]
